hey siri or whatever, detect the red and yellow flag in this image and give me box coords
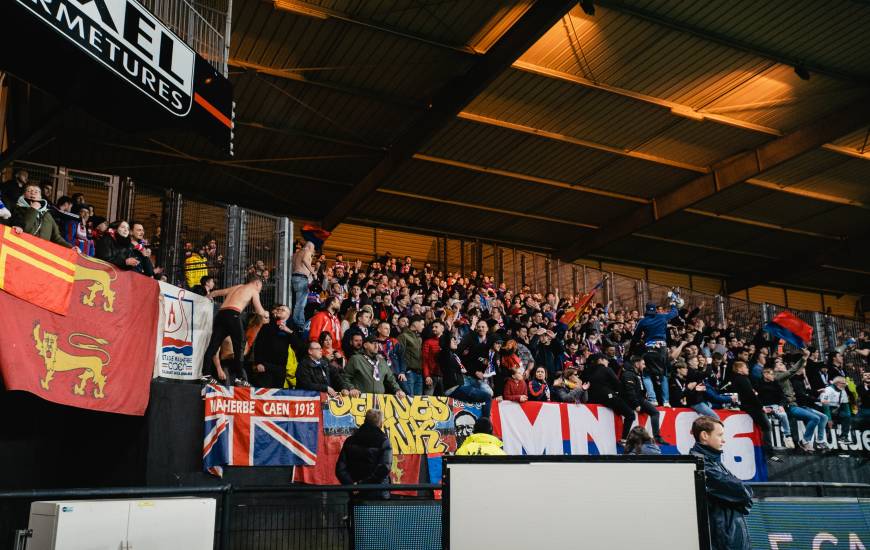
[0,225,77,315]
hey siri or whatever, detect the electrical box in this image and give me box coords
[26,498,215,550]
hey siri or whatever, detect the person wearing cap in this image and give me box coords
[632,301,679,405]
[398,314,424,396]
[342,334,406,398]
[455,417,506,456]
[582,353,636,444]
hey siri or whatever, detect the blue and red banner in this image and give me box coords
[492,401,767,481]
[203,384,321,477]
[764,311,813,349]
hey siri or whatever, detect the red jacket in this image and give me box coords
[503,378,528,402]
[422,337,441,378]
[309,311,342,344]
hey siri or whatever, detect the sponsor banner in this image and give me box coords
[770,418,870,454]
[747,499,870,548]
[156,282,213,380]
[203,384,321,477]
[16,0,195,116]
[0,255,159,415]
[492,401,767,481]
[2,0,233,153]
[295,394,481,485]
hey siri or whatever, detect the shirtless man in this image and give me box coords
[291,241,317,330]
[205,273,269,385]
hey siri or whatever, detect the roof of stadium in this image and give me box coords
[16,0,870,295]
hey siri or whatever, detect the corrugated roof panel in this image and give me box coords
[579,157,695,197]
[700,66,866,132]
[519,7,774,108]
[726,192,839,229]
[421,118,620,183]
[830,127,870,152]
[797,206,870,237]
[422,118,696,198]
[302,0,529,49]
[635,119,771,167]
[232,2,475,102]
[789,158,870,205]
[468,69,677,151]
[691,183,771,213]
[232,74,415,146]
[631,0,870,82]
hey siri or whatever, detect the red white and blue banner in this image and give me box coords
[492,401,767,481]
[203,384,321,477]
[155,282,213,380]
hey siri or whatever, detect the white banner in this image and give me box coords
[155,282,213,379]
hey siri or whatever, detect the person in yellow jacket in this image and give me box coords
[185,245,209,288]
[455,417,506,456]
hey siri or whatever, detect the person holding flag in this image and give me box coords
[632,298,680,405]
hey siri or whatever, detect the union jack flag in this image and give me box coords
[203,384,321,477]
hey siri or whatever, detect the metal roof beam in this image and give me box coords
[321,0,579,230]
[596,0,870,85]
[234,120,386,151]
[556,95,870,261]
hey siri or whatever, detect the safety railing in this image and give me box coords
[137,0,230,76]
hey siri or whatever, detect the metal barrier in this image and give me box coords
[0,483,439,550]
[2,482,867,549]
[137,0,230,76]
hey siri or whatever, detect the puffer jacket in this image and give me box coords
[455,433,506,456]
[690,443,753,550]
[10,196,69,246]
[335,422,392,499]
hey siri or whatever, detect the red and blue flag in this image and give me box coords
[203,384,321,477]
[764,311,813,349]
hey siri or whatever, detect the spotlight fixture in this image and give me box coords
[580,0,595,16]
[794,62,810,81]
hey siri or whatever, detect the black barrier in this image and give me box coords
[1,482,868,550]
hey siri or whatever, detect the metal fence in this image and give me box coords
[137,0,231,76]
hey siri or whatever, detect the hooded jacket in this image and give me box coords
[335,422,392,499]
[690,443,753,550]
[455,432,507,456]
[10,196,70,247]
[632,305,679,346]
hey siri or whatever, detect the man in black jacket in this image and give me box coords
[296,340,347,397]
[251,304,304,388]
[690,415,752,550]
[583,353,635,443]
[335,409,393,499]
[731,361,774,459]
[621,356,668,445]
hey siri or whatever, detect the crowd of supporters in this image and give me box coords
[5,168,868,456]
[0,168,164,277]
[242,239,870,457]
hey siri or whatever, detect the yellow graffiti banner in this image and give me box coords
[325,394,454,455]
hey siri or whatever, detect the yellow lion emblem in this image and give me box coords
[33,323,110,399]
[74,258,117,312]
